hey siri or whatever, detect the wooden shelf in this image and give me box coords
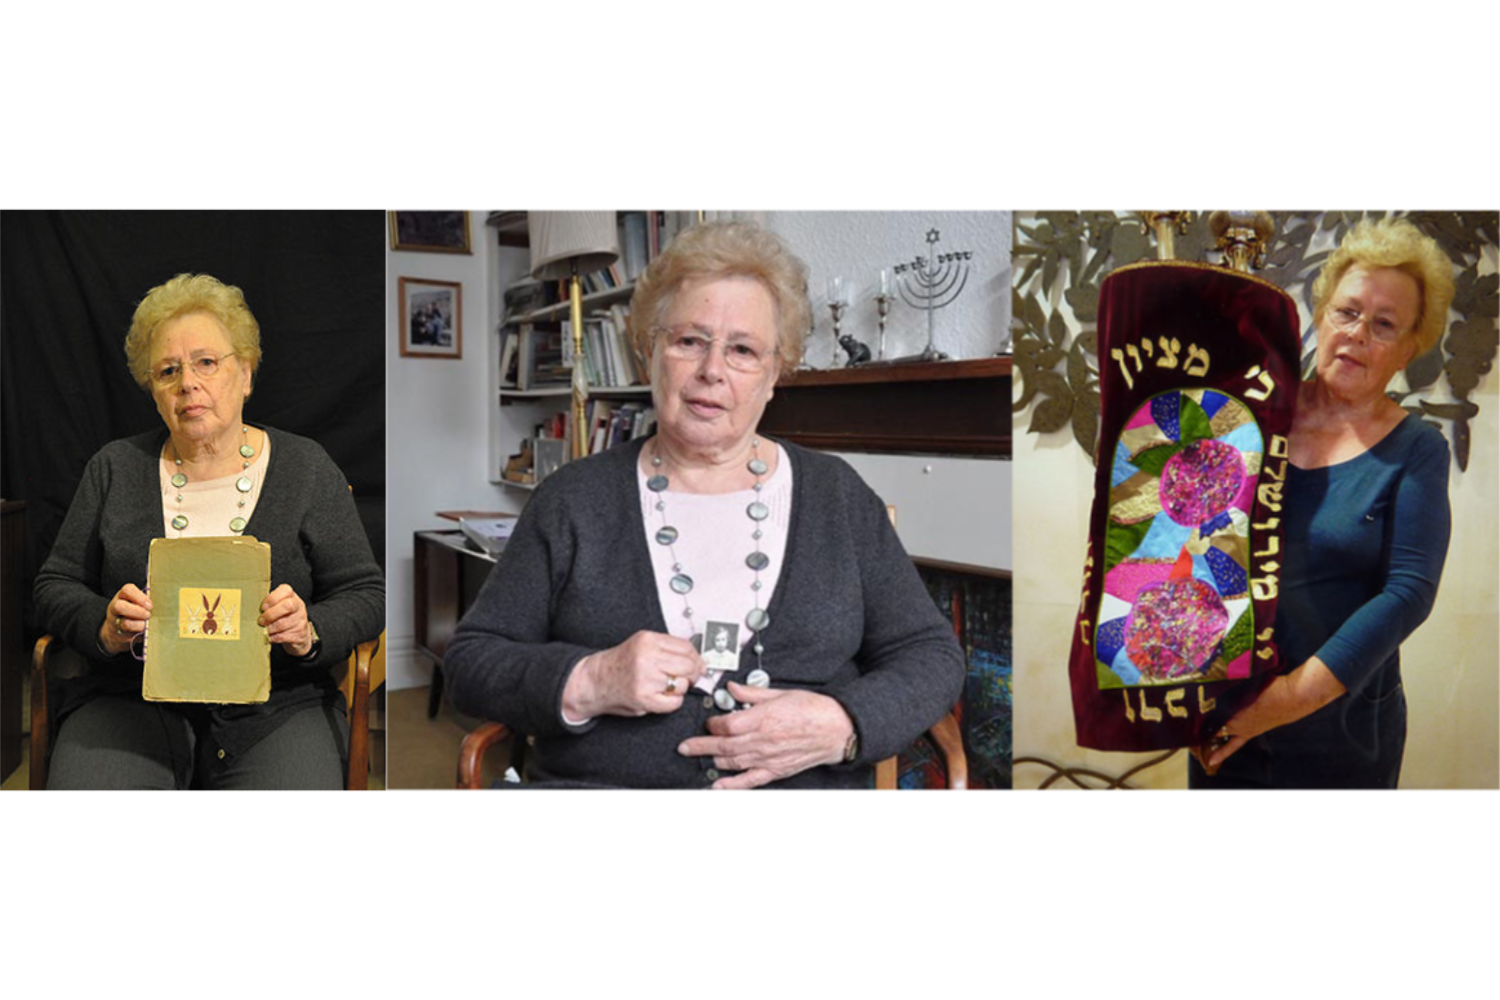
[780,356,1011,387]
[506,283,634,325]
[760,356,1011,457]
[912,555,1012,580]
[500,384,651,403]
[486,211,529,248]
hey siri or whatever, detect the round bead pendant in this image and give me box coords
[746,608,770,631]
[647,474,669,493]
[713,689,737,712]
[236,476,253,493]
[239,444,255,459]
[229,517,247,532]
[670,574,694,595]
[748,458,768,476]
[747,501,770,521]
[746,552,770,572]
[655,526,679,545]
[171,515,188,530]
[746,668,771,688]
[171,473,188,488]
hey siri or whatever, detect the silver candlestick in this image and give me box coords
[826,275,849,369]
[875,267,893,361]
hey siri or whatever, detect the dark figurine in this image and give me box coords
[838,334,871,367]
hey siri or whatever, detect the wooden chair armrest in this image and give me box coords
[30,635,57,791]
[457,721,513,789]
[930,711,968,790]
[346,638,377,791]
[874,710,968,790]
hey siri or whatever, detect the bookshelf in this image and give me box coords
[486,210,676,487]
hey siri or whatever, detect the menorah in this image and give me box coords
[892,228,973,362]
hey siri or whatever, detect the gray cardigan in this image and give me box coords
[445,436,965,789]
[34,426,385,755]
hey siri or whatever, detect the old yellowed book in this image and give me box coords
[142,536,272,704]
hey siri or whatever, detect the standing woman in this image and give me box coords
[34,273,385,789]
[1196,219,1455,788]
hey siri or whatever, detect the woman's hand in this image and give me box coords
[677,682,855,789]
[98,583,151,656]
[1197,656,1348,773]
[260,584,314,658]
[562,631,705,720]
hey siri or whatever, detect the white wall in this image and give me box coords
[763,211,1011,368]
[771,211,1013,573]
[385,213,525,690]
[833,451,1010,570]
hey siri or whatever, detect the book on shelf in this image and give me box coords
[565,305,641,389]
[525,325,571,387]
[619,211,649,280]
[516,322,537,390]
[498,328,520,387]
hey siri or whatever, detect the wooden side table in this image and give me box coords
[413,530,498,717]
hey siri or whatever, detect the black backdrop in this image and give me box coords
[1,210,386,635]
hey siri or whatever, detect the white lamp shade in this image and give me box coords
[527,211,620,280]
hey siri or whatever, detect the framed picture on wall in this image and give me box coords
[388,211,472,254]
[399,277,463,359]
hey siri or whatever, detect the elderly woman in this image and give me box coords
[1195,219,1454,788]
[34,273,385,789]
[445,221,965,788]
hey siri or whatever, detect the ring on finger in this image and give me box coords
[664,675,681,695]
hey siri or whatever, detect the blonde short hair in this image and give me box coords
[1312,218,1455,357]
[124,273,262,389]
[629,221,810,377]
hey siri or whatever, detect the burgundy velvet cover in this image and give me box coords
[1069,261,1301,751]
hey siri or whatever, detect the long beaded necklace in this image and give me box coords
[646,437,772,710]
[166,425,258,534]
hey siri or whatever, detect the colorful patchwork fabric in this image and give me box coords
[1097,390,1260,688]
[1067,261,1301,752]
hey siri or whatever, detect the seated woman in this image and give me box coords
[1195,219,1455,788]
[445,221,965,788]
[34,273,385,789]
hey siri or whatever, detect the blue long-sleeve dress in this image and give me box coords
[1191,415,1451,788]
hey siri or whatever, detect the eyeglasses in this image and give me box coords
[1327,306,1408,344]
[656,327,777,375]
[150,352,236,387]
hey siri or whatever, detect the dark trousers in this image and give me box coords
[47,695,348,790]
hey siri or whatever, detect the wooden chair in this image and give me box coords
[29,633,381,790]
[456,711,968,789]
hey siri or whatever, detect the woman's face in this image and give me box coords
[651,275,779,459]
[1314,265,1421,404]
[148,311,252,446]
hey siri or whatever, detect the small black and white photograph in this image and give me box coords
[700,621,741,673]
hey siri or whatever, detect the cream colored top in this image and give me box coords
[159,435,270,538]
